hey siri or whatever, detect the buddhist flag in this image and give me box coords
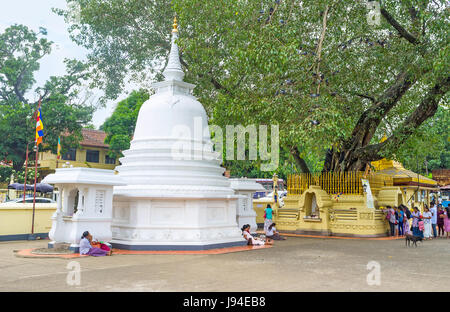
[57,136,61,159]
[35,104,44,146]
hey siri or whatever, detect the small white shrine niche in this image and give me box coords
[230,178,265,234]
[42,168,125,251]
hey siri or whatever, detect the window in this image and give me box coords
[62,148,77,161]
[105,155,116,164]
[86,150,99,163]
[22,198,52,203]
[95,190,105,214]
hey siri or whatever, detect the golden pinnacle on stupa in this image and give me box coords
[172,16,178,33]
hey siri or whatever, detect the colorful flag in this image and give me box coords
[57,136,61,159]
[35,104,44,146]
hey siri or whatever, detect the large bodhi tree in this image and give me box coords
[57,0,449,173]
[0,24,95,171]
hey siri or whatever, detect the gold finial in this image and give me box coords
[172,16,178,33]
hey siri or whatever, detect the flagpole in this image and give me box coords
[23,143,29,203]
[31,144,39,235]
[31,96,42,237]
[56,136,60,169]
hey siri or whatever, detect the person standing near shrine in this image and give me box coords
[385,206,396,236]
[444,207,450,239]
[437,205,445,237]
[411,207,421,237]
[422,205,432,240]
[264,204,274,233]
[430,202,438,238]
[397,206,404,236]
[401,205,411,235]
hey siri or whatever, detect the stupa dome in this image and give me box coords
[114,20,232,198]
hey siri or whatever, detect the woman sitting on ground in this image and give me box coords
[266,223,286,243]
[79,231,112,256]
[241,224,265,246]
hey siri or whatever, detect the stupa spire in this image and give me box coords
[162,16,184,81]
[172,16,178,33]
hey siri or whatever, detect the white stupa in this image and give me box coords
[110,18,246,250]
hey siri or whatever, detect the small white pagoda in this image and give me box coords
[230,178,265,234]
[42,168,126,251]
[110,18,246,250]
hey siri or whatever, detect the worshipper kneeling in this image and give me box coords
[79,231,112,256]
[241,224,265,246]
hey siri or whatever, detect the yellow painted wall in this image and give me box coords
[39,146,118,171]
[253,198,275,225]
[0,204,56,235]
[269,185,405,237]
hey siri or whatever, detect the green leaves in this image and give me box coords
[0,24,95,170]
[55,0,173,100]
[59,0,449,173]
[101,89,149,158]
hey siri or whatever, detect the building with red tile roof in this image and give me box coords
[37,129,119,179]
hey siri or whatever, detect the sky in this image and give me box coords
[0,0,134,128]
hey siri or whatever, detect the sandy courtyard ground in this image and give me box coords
[0,236,448,292]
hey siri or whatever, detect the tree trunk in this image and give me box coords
[289,146,311,173]
[323,75,449,172]
[13,159,25,172]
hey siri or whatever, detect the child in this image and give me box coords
[418,217,425,239]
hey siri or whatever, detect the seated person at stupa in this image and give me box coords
[79,231,112,256]
[241,224,265,246]
[265,223,286,242]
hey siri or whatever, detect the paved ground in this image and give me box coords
[0,237,449,292]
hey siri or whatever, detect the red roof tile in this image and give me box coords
[80,129,109,148]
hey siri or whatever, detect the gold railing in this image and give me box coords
[287,172,393,196]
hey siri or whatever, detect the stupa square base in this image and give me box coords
[111,197,246,250]
[110,239,248,251]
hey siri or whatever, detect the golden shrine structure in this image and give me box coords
[253,159,438,237]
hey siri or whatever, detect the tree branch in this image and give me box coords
[380,8,419,45]
[350,70,416,144]
[315,5,330,94]
[353,92,376,102]
[354,75,450,161]
[180,53,232,95]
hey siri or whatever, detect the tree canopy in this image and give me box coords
[58,0,449,174]
[100,89,149,158]
[0,24,95,170]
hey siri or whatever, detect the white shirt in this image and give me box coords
[423,211,432,225]
[266,227,275,236]
[79,237,92,255]
[389,209,396,223]
[430,206,437,224]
